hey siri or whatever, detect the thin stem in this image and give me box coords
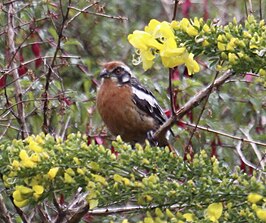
[172,0,179,21]
[68,6,128,21]
[259,0,262,20]
[42,0,72,134]
[179,120,266,147]
[184,71,219,151]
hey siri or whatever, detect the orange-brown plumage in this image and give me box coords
[96,61,170,146]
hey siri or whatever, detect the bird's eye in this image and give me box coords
[115,67,123,75]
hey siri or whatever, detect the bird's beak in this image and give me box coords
[99,69,110,79]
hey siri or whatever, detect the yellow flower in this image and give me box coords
[203,24,211,33]
[28,140,43,153]
[64,173,75,184]
[247,193,263,204]
[77,168,85,175]
[179,18,190,32]
[186,25,198,36]
[228,53,238,64]
[19,150,36,168]
[73,157,80,165]
[128,31,162,51]
[226,38,237,51]
[14,199,29,208]
[19,149,29,160]
[47,167,59,180]
[145,19,175,40]
[93,174,107,185]
[30,153,40,163]
[185,53,200,75]
[66,168,75,176]
[170,20,179,29]
[183,213,195,221]
[259,69,266,76]
[160,38,187,67]
[256,208,266,222]
[128,30,162,70]
[113,174,123,183]
[205,202,223,222]
[88,199,98,210]
[15,185,33,195]
[32,185,44,195]
[144,19,161,34]
[12,160,20,169]
[193,17,200,28]
[202,40,210,47]
[217,42,226,51]
[13,190,24,202]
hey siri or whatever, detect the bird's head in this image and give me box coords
[99,61,133,84]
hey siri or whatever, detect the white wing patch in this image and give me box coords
[132,87,158,108]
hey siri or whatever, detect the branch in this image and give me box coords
[153,70,234,141]
[7,3,29,139]
[185,71,219,150]
[240,127,265,169]
[42,0,72,134]
[172,0,179,21]
[235,141,265,173]
[179,120,266,147]
[68,6,128,21]
[65,2,100,28]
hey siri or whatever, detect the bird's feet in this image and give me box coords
[146,130,158,146]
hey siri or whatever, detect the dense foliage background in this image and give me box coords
[0,0,265,222]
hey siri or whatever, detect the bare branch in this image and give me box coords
[42,0,72,134]
[185,71,219,150]
[240,126,265,169]
[68,6,128,21]
[65,2,100,28]
[235,141,263,172]
[7,3,29,139]
[179,120,266,147]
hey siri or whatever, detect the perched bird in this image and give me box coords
[96,61,170,147]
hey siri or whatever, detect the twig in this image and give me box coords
[68,6,128,21]
[259,0,262,20]
[65,190,89,223]
[235,141,264,172]
[7,3,29,139]
[179,120,266,147]
[172,0,179,21]
[168,68,176,114]
[153,70,234,142]
[247,0,253,14]
[1,55,80,78]
[185,71,219,151]
[65,2,100,28]
[43,0,72,134]
[240,127,265,169]
[60,115,71,139]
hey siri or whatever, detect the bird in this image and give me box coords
[96,61,171,147]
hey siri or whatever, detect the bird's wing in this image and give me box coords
[130,77,167,125]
